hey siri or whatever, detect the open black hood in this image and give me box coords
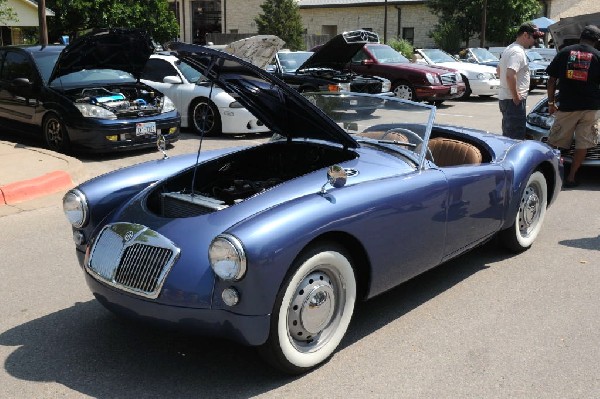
[49,28,155,83]
[298,30,380,71]
[165,41,358,149]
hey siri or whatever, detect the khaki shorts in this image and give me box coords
[548,110,600,149]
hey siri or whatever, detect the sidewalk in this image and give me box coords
[0,140,85,216]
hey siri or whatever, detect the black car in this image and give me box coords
[269,30,391,97]
[0,28,180,153]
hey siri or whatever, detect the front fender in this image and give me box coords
[69,147,244,253]
[501,140,562,229]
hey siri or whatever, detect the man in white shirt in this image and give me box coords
[498,23,544,139]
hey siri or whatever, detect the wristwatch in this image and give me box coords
[548,101,555,105]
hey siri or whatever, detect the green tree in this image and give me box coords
[388,37,414,59]
[254,0,304,50]
[45,0,178,44]
[0,0,18,45]
[427,0,541,50]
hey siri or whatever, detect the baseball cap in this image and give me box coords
[518,22,544,39]
[580,25,600,42]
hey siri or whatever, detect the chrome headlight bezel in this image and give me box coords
[63,188,89,228]
[209,234,247,281]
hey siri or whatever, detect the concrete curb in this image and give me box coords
[0,140,87,208]
[0,170,73,205]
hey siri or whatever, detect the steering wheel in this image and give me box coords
[383,128,434,162]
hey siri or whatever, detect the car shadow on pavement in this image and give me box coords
[0,239,511,396]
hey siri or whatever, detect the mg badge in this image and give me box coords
[124,231,135,242]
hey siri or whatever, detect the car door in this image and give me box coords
[0,50,39,125]
[437,164,507,261]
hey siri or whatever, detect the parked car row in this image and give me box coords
[413,48,500,99]
[0,27,560,156]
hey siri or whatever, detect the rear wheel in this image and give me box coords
[258,244,357,374]
[43,113,70,153]
[500,171,547,252]
[392,81,415,101]
[190,98,221,136]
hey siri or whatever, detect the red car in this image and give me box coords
[349,43,466,105]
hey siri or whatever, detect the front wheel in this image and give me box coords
[258,244,357,374]
[190,98,221,136]
[392,81,415,101]
[43,113,70,153]
[500,171,547,252]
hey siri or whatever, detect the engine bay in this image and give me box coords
[147,141,356,218]
[70,86,165,117]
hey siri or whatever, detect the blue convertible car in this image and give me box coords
[63,41,562,374]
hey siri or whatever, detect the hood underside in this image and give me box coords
[49,28,155,83]
[549,12,600,48]
[222,35,285,69]
[164,41,358,149]
[298,30,380,71]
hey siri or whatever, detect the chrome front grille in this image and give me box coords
[440,73,457,86]
[541,137,600,160]
[87,223,180,298]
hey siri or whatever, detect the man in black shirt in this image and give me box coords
[546,25,600,187]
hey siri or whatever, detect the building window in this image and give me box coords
[402,27,414,45]
[322,25,337,36]
[229,29,238,34]
[192,0,222,44]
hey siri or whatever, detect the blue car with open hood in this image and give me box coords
[63,40,563,374]
[0,28,180,153]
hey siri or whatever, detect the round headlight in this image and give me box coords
[62,189,88,228]
[209,234,246,281]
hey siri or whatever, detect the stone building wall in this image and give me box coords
[548,0,600,20]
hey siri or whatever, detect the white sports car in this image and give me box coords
[141,53,269,136]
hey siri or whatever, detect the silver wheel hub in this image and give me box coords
[288,271,335,341]
[519,186,539,234]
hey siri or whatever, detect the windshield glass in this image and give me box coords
[176,59,204,83]
[302,92,435,167]
[277,51,312,72]
[527,51,544,62]
[49,69,136,87]
[31,51,61,83]
[369,45,409,63]
[471,48,498,63]
[421,49,456,63]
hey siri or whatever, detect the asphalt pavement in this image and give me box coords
[0,140,85,216]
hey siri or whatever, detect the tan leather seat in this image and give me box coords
[428,137,482,167]
[357,131,408,143]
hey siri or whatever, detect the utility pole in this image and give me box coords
[38,0,48,46]
[383,0,388,43]
[480,0,487,47]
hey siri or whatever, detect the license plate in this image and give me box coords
[350,99,358,105]
[450,86,457,94]
[136,122,156,136]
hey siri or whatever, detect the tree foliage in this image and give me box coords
[0,0,17,45]
[388,37,414,59]
[427,0,541,49]
[254,0,304,50]
[45,0,179,44]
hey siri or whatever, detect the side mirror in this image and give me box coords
[11,78,32,88]
[163,75,182,84]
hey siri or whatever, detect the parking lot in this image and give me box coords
[1,88,600,398]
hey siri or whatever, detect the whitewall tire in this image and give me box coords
[259,244,356,374]
[500,171,547,252]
